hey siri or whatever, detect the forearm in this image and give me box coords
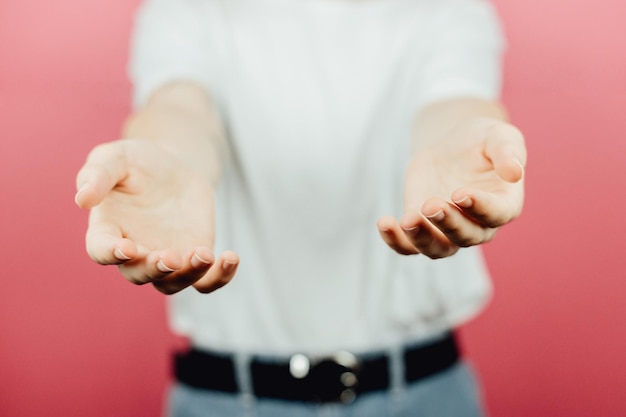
[412,98,508,152]
[122,81,227,186]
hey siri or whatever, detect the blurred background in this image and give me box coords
[1,0,625,416]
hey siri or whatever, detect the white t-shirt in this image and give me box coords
[129,0,505,355]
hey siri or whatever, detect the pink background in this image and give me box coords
[1,0,625,416]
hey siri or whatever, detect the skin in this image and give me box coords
[75,82,526,294]
[377,98,526,258]
[75,82,239,295]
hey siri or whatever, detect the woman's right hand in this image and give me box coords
[75,138,238,295]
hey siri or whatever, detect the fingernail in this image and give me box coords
[425,210,445,222]
[191,252,211,268]
[157,260,176,273]
[400,217,418,231]
[222,260,237,272]
[114,248,132,261]
[454,196,473,208]
[74,184,89,205]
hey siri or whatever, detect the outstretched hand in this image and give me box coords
[75,138,238,294]
[378,118,526,259]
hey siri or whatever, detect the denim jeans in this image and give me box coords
[167,361,487,417]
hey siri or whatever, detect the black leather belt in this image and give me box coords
[174,333,459,404]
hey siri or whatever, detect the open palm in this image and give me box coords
[76,139,238,294]
[378,119,526,258]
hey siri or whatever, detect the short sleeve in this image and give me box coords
[415,0,506,110]
[128,0,215,108]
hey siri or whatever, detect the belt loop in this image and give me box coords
[233,352,256,409]
[388,343,405,398]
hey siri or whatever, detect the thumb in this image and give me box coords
[75,141,130,209]
[483,122,527,183]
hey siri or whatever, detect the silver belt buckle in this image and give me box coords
[289,350,361,403]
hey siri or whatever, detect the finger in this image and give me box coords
[119,250,183,285]
[421,199,496,247]
[484,123,527,183]
[399,211,459,259]
[377,216,419,255]
[193,251,239,294]
[75,142,129,209]
[85,220,139,265]
[451,188,523,228]
[151,247,217,294]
